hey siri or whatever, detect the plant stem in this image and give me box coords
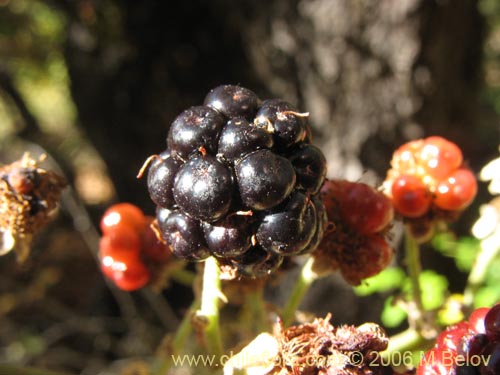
[172,299,199,354]
[245,287,268,334]
[404,226,426,330]
[282,256,318,327]
[170,267,197,287]
[197,256,224,358]
[463,230,500,308]
[382,328,424,359]
[0,364,73,375]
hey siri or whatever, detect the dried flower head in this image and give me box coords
[224,315,396,375]
[0,153,66,261]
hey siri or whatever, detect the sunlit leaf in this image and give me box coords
[354,268,405,296]
[381,297,407,328]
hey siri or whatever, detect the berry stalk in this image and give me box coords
[281,256,318,327]
[153,294,200,375]
[404,226,426,331]
[197,256,224,357]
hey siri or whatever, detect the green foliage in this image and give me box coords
[381,296,407,328]
[432,232,480,272]
[354,267,406,296]
[415,270,448,311]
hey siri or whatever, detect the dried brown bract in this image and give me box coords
[270,315,393,375]
[224,315,397,375]
[0,153,67,261]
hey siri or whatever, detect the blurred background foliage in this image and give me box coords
[0,0,499,374]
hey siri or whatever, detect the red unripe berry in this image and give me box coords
[391,175,432,218]
[434,168,477,211]
[320,179,345,216]
[469,307,490,334]
[141,217,172,262]
[417,348,455,375]
[101,251,150,291]
[420,136,463,179]
[338,182,394,234]
[99,225,141,256]
[100,203,146,235]
[392,139,423,172]
[435,322,469,352]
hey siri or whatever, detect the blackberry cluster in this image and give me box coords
[314,179,394,285]
[145,85,327,277]
[417,304,500,375]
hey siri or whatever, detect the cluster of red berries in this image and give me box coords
[99,203,172,291]
[314,179,394,285]
[418,304,500,375]
[384,136,477,238]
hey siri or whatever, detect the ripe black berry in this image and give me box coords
[300,195,328,254]
[289,144,327,195]
[147,151,182,208]
[217,118,273,162]
[254,99,308,148]
[235,149,296,211]
[157,209,209,261]
[173,154,233,222]
[256,192,316,255]
[204,85,259,120]
[202,215,253,258]
[167,106,225,158]
[232,246,284,278]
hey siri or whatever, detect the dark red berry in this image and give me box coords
[480,342,500,375]
[338,181,393,235]
[485,304,500,340]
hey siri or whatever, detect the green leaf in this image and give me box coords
[420,270,449,311]
[381,296,407,328]
[353,268,405,296]
[474,285,500,308]
[455,237,480,272]
[485,257,500,285]
[432,232,457,254]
